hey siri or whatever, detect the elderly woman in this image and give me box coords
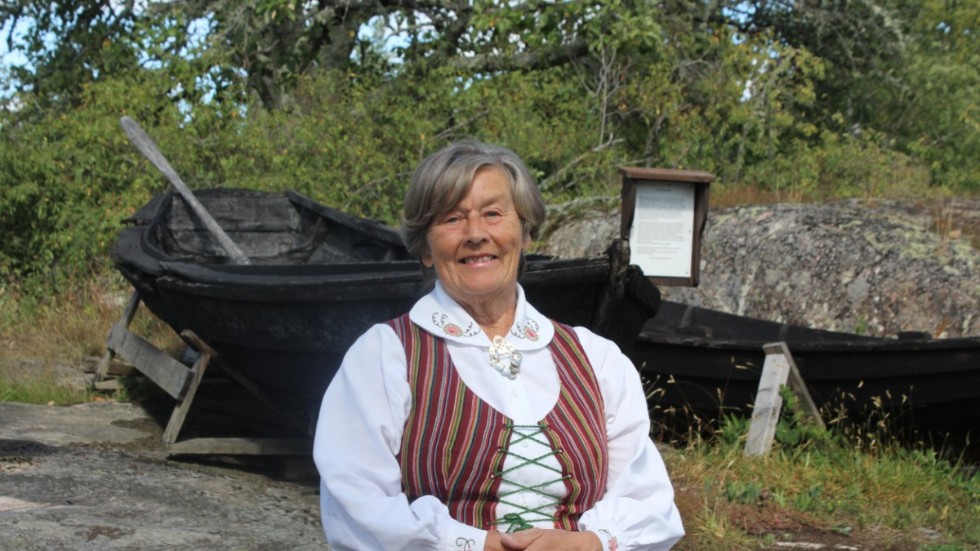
[312,141,684,551]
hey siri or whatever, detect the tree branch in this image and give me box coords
[447,39,589,73]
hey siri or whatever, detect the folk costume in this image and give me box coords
[313,282,684,551]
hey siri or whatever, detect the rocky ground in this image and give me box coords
[0,401,327,551]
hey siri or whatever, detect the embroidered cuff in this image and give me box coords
[596,528,620,551]
[444,523,486,551]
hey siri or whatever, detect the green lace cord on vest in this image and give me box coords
[491,423,570,533]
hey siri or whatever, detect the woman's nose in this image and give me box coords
[463,216,488,242]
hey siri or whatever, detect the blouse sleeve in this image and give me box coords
[572,328,685,551]
[312,324,488,551]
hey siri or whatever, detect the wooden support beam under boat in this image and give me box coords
[98,297,314,457]
[106,323,194,401]
[162,340,211,446]
[168,437,312,456]
[744,342,825,456]
[158,332,313,457]
[765,342,824,430]
[93,292,142,389]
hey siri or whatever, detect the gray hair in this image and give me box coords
[402,141,546,259]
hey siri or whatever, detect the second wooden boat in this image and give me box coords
[632,300,980,450]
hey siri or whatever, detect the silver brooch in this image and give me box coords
[488,336,522,379]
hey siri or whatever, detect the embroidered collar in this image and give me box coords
[409,282,554,350]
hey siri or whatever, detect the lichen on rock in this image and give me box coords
[540,198,979,338]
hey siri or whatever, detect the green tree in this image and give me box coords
[2,1,142,108]
[889,0,979,189]
[2,0,977,295]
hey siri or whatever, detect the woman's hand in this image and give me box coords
[491,529,603,551]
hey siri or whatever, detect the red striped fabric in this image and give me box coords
[546,323,609,529]
[390,314,608,530]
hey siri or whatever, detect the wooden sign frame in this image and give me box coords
[619,167,714,287]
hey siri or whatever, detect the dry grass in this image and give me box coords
[0,272,181,404]
[710,183,799,209]
[1,275,123,361]
[928,195,980,250]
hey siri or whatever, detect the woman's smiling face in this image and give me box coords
[422,166,529,311]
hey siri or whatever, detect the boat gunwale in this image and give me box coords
[635,332,980,352]
[151,256,614,304]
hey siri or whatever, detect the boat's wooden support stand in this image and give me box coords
[94,291,312,457]
[744,342,825,457]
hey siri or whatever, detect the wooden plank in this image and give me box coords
[162,349,211,446]
[167,437,312,456]
[83,356,133,377]
[107,324,192,400]
[744,349,791,456]
[94,292,141,383]
[763,342,826,431]
[93,379,121,391]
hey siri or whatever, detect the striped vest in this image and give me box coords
[389,314,608,530]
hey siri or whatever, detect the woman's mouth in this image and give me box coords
[460,254,497,264]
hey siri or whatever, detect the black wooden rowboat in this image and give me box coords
[112,189,660,432]
[632,300,980,450]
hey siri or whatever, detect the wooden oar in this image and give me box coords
[120,116,250,265]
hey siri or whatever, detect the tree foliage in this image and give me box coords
[1,0,141,107]
[1,0,976,294]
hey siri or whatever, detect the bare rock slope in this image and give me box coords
[541,199,979,338]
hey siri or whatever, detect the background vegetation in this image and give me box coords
[1,0,977,301]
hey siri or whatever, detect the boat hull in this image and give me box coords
[633,301,980,450]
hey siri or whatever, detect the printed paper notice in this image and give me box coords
[629,182,695,278]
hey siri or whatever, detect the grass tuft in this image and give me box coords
[0,361,93,405]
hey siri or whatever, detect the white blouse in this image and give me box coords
[313,282,684,551]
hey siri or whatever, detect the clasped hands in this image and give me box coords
[485,528,602,551]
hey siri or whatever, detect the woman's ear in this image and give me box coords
[420,233,434,267]
[519,217,533,251]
